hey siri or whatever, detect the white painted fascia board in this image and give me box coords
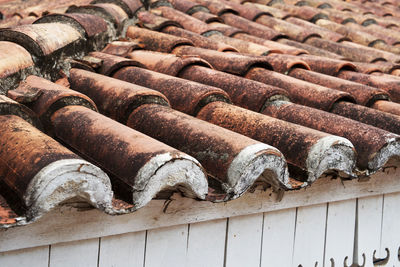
[0,160,399,253]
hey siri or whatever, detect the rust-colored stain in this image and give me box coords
[113,65,231,116]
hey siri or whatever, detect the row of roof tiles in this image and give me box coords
[0,0,400,227]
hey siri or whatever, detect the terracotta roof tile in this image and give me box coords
[1,0,400,226]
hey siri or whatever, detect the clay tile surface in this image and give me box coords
[91,0,144,17]
[2,0,400,227]
[0,41,33,79]
[0,23,82,57]
[126,26,193,52]
[35,13,108,38]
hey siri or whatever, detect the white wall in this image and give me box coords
[1,193,400,267]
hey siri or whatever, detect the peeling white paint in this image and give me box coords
[306,135,356,182]
[368,137,400,173]
[226,143,289,199]
[132,153,208,209]
[24,159,113,221]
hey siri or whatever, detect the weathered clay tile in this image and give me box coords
[234,34,308,55]
[285,17,347,42]
[162,25,238,51]
[172,45,273,75]
[207,34,274,55]
[338,71,400,103]
[112,64,231,115]
[191,0,238,15]
[0,23,83,57]
[126,26,193,52]
[197,101,356,182]
[371,100,400,116]
[0,114,113,221]
[101,40,143,57]
[51,105,208,208]
[339,41,400,63]
[34,13,108,38]
[124,50,288,112]
[70,68,290,197]
[91,0,144,17]
[0,41,34,81]
[277,38,342,58]
[170,0,209,14]
[66,3,128,29]
[136,10,181,31]
[262,100,400,173]
[220,12,287,40]
[125,50,212,76]
[153,6,214,34]
[207,21,245,36]
[304,38,389,63]
[243,3,291,20]
[263,53,311,73]
[8,75,97,131]
[244,67,354,111]
[330,101,400,135]
[192,10,223,23]
[0,95,41,128]
[296,54,357,76]
[88,51,147,75]
[15,74,208,208]
[127,104,290,197]
[343,22,400,47]
[69,68,169,122]
[288,68,389,106]
[268,2,325,21]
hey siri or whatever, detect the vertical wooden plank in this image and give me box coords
[225,213,264,267]
[324,199,356,267]
[260,208,296,267]
[99,231,146,267]
[379,193,400,267]
[0,245,49,267]
[186,219,226,267]
[292,203,327,267]
[144,224,188,267]
[356,195,383,267]
[49,238,99,267]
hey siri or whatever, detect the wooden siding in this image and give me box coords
[1,193,400,267]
